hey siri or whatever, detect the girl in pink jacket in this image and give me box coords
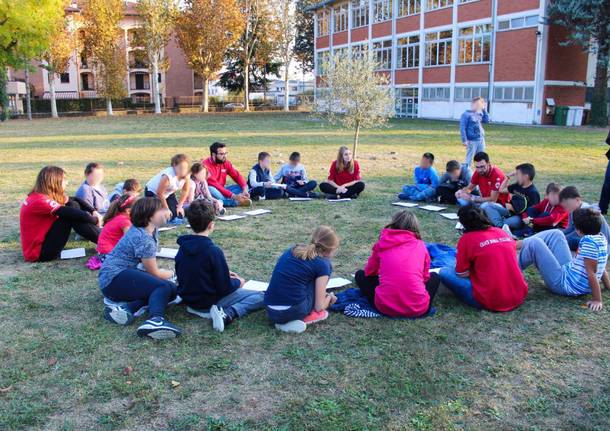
[355,211,440,318]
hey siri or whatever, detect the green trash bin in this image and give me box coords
[554,106,569,126]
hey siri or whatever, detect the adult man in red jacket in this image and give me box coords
[203,142,251,207]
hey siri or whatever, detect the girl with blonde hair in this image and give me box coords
[319,146,365,200]
[264,226,340,333]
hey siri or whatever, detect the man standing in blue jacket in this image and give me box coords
[460,97,490,166]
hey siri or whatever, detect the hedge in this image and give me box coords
[30,98,151,113]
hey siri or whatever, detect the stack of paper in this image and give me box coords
[326,277,352,289]
[440,213,460,220]
[429,268,441,274]
[60,248,86,259]
[392,202,419,208]
[419,205,446,212]
[455,222,464,230]
[157,248,178,259]
[328,198,352,203]
[244,209,271,216]
[289,197,313,201]
[217,214,247,221]
[242,280,269,292]
[158,226,178,232]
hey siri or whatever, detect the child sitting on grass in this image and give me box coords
[510,183,568,238]
[274,151,319,198]
[96,194,137,258]
[560,186,610,252]
[76,162,110,214]
[264,226,339,333]
[247,152,285,201]
[176,200,264,332]
[355,210,439,318]
[518,208,609,311]
[99,197,181,340]
[436,160,472,205]
[109,178,141,203]
[145,154,191,221]
[398,152,439,202]
[186,162,225,215]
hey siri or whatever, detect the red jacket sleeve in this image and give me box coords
[522,199,546,219]
[353,161,361,181]
[327,161,337,183]
[203,158,233,198]
[532,205,569,228]
[226,161,247,190]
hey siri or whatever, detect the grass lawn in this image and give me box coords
[0,113,609,430]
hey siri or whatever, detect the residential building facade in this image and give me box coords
[309,0,593,124]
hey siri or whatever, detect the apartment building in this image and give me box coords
[309,0,591,124]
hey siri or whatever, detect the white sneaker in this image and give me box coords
[275,320,307,333]
[502,224,517,240]
[186,306,211,319]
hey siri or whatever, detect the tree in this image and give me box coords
[80,0,127,116]
[275,0,296,111]
[175,0,243,112]
[0,0,65,120]
[548,0,610,126]
[293,0,315,74]
[313,53,395,158]
[135,0,178,114]
[218,52,280,95]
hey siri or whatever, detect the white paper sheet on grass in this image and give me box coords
[244,209,271,216]
[217,214,247,221]
[429,268,441,274]
[419,205,446,212]
[289,197,313,201]
[243,277,352,292]
[328,198,352,202]
[326,277,352,289]
[440,213,459,220]
[455,222,464,230]
[158,226,178,232]
[60,248,86,259]
[157,248,178,259]
[392,202,418,208]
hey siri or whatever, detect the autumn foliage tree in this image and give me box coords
[175,0,243,112]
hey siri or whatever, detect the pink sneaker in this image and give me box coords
[303,310,329,325]
[86,255,103,270]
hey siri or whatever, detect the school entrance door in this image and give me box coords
[395,88,418,118]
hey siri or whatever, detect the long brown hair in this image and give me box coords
[103,194,136,224]
[335,146,354,174]
[385,210,421,239]
[32,166,67,204]
[292,225,340,260]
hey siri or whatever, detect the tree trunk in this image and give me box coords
[591,43,609,127]
[283,64,290,112]
[152,56,161,114]
[106,98,113,116]
[24,65,32,121]
[353,120,360,159]
[0,67,9,121]
[202,77,209,112]
[244,58,250,111]
[49,72,58,119]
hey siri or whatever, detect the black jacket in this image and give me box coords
[605,130,610,159]
[175,235,238,309]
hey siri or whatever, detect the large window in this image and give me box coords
[422,87,450,100]
[398,0,420,17]
[395,88,419,118]
[427,0,453,11]
[333,46,349,60]
[458,24,491,64]
[373,0,392,23]
[333,3,348,33]
[455,86,488,101]
[59,73,70,84]
[498,14,538,31]
[397,35,420,69]
[373,40,392,70]
[316,51,330,75]
[317,10,330,36]
[425,30,452,66]
[352,43,368,60]
[351,0,369,28]
[494,86,534,102]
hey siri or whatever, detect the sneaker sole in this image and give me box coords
[275,321,307,333]
[104,306,133,325]
[303,312,329,325]
[210,305,225,332]
[186,306,211,319]
[137,328,180,340]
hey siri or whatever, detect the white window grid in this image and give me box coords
[396,35,420,69]
[373,0,392,23]
[422,87,451,100]
[497,14,539,31]
[373,39,393,70]
[333,3,349,33]
[458,24,491,64]
[493,86,534,102]
[455,86,488,101]
[427,0,453,11]
[351,0,370,28]
[398,0,420,17]
[425,30,452,66]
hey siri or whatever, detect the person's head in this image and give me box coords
[336,146,354,173]
[103,193,136,224]
[446,160,462,181]
[545,182,561,206]
[573,208,602,236]
[122,178,141,196]
[185,199,216,235]
[473,152,491,175]
[258,151,271,169]
[292,225,340,260]
[289,151,301,167]
[84,162,104,186]
[471,97,485,112]
[559,186,582,212]
[171,154,190,178]
[420,152,435,169]
[458,204,493,233]
[210,142,228,164]
[385,210,421,239]
[130,197,166,228]
[190,162,208,182]
[515,163,535,186]
[32,165,67,204]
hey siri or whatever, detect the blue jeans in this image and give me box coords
[266,287,314,324]
[209,184,243,207]
[217,287,264,318]
[398,184,436,201]
[481,202,522,229]
[102,268,177,317]
[285,180,317,197]
[464,138,485,165]
[439,267,482,309]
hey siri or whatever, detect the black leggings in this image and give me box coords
[145,189,178,220]
[319,181,365,199]
[354,270,440,314]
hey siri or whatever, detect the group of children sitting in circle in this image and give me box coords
[18,141,608,340]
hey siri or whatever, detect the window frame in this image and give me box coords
[333,3,349,33]
[497,14,539,32]
[373,0,392,23]
[424,29,453,67]
[351,0,370,28]
[398,0,420,17]
[457,24,492,65]
[317,9,330,37]
[396,34,420,69]
[493,86,534,102]
[421,86,451,101]
[426,0,453,11]
[373,39,393,70]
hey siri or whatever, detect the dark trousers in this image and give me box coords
[600,159,610,214]
[145,189,178,220]
[319,181,365,199]
[354,270,440,315]
[285,180,317,197]
[266,287,315,324]
[102,268,177,318]
[39,202,100,262]
[249,186,284,200]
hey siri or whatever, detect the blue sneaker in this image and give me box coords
[137,317,181,339]
[167,217,185,226]
[104,304,134,325]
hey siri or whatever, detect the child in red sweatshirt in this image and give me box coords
[513,183,568,238]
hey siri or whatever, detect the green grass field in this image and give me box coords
[0,113,609,430]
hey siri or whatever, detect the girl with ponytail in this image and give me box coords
[96,194,137,257]
[264,226,340,333]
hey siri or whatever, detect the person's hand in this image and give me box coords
[328,293,337,306]
[297,180,305,186]
[241,190,250,199]
[160,269,175,280]
[264,181,273,188]
[338,186,348,194]
[507,171,517,178]
[92,211,103,227]
[523,217,531,225]
[176,204,185,218]
[587,300,603,311]
[214,199,223,212]
[163,208,172,223]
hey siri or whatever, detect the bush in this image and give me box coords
[30,98,139,113]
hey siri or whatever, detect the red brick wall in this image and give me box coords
[396,15,419,34]
[372,21,392,38]
[423,67,450,83]
[545,25,588,82]
[351,27,368,42]
[333,31,348,46]
[165,35,194,98]
[455,64,489,82]
[458,0,491,22]
[316,35,330,49]
[497,0,539,15]
[395,69,419,84]
[424,7,452,28]
[541,86,586,124]
[494,28,537,82]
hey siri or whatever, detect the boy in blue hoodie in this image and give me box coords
[176,200,264,332]
[460,97,490,165]
[398,152,439,202]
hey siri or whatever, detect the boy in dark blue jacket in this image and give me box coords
[176,200,264,332]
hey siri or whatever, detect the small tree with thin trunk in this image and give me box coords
[175,0,243,112]
[274,0,296,111]
[313,53,394,158]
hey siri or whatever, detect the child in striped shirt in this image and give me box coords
[518,207,609,311]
